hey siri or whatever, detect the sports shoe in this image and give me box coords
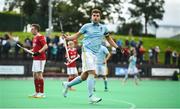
[89,95,102,104]
[62,81,68,97]
[35,93,46,98]
[28,93,38,98]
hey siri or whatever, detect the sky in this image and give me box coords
[0,0,180,26]
[158,0,180,26]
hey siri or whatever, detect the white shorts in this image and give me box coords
[67,67,78,75]
[32,60,46,73]
[96,64,108,76]
[128,67,138,75]
[82,52,96,72]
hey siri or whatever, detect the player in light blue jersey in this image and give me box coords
[95,44,111,92]
[62,9,121,104]
[123,48,139,85]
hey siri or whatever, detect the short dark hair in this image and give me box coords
[91,9,101,15]
[31,24,41,32]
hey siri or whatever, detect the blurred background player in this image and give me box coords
[123,47,139,85]
[65,41,79,91]
[62,9,121,104]
[29,24,48,98]
[94,44,111,92]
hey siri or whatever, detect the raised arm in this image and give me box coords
[64,32,81,41]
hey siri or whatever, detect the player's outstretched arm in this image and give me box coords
[64,32,81,41]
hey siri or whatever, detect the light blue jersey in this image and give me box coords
[128,55,137,69]
[96,45,110,65]
[79,22,108,54]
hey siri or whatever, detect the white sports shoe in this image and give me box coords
[35,93,46,98]
[28,93,38,98]
[62,82,68,97]
[89,95,102,104]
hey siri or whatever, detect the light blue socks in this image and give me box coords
[87,74,95,97]
[67,76,82,87]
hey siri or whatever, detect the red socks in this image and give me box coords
[34,79,39,93]
[34,78,44,93]
[39,79,44,93]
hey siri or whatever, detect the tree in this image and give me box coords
[117,22,143,36]
[22,0,37,23]
[3,0,38,27]
[128,0,165,35]
[78,0,125,23]
[52,1,88,32]
[52,0,125,31]
[2,0,125,31]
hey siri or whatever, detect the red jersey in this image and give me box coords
[32,34,47,60]
[67,48,78,67]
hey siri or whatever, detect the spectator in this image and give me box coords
[172,50,177,65]
[130,37,136,47]
[116,39,123,47]
[137,39,143,47]
[23,37,32,59]
[14,41,22,58]
[51,42,58,61]
[125,38,130,47]
[154,46,160,64]
[52,35,60,61]
[164,46,172,65]
[139,45,146,64]
[53,35,59,45]
[46,35,51,60]
[2,33,11,58]
[148,48,154,64]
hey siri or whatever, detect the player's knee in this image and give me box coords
[81,76,87,81]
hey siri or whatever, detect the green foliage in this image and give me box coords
[22,0,37,17]
[0,12,25,31]
[52,1,88,32]
[129,0,165,34]
[2,0,125,31]
[117,22,143,35]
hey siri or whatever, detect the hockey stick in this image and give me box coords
[59,18,70,60]
[64,54,80,66]
[16,44,34,55]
